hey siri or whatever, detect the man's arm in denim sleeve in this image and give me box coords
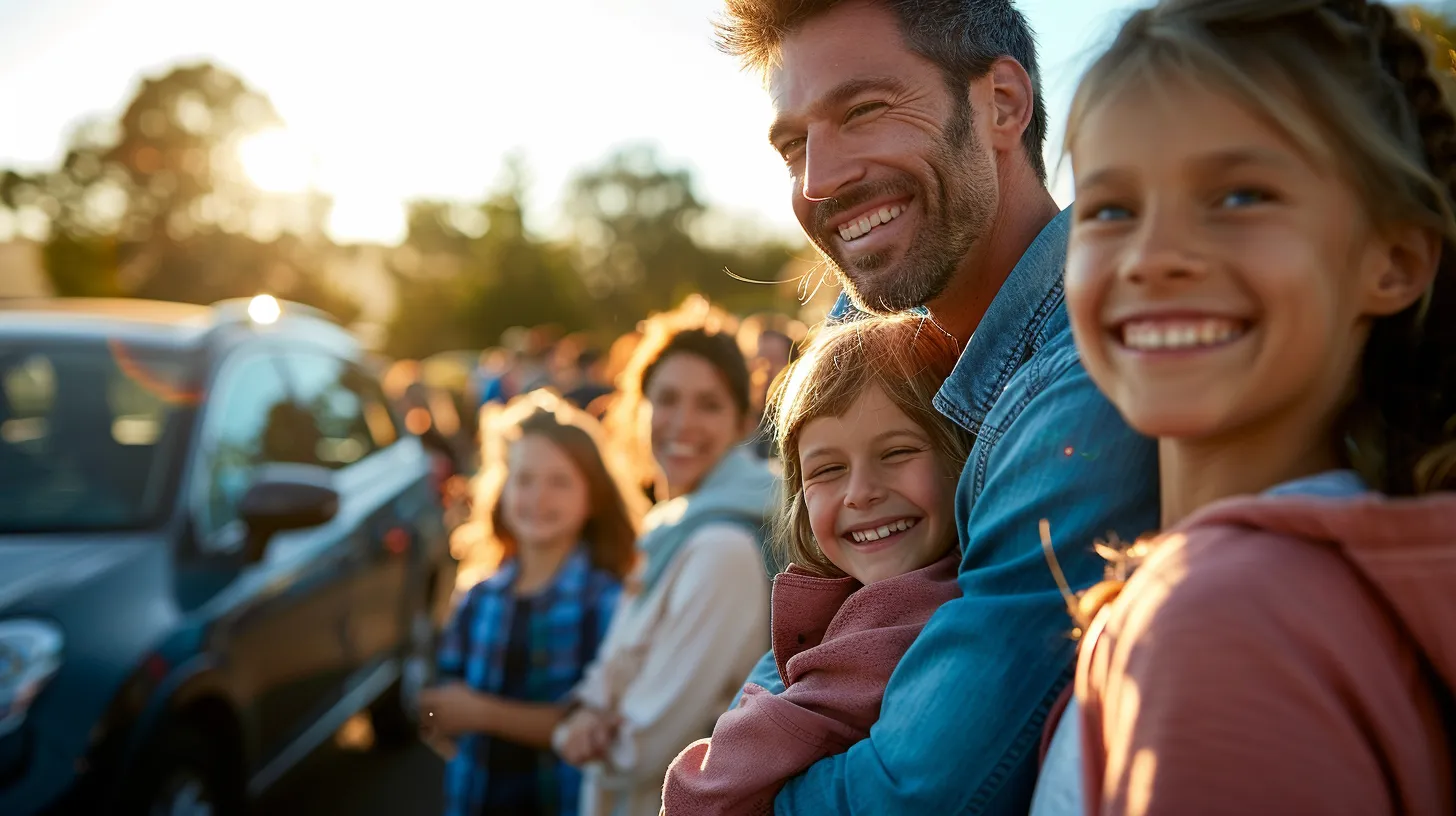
[773,361,1159,815]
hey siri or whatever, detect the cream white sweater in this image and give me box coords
[557,522,770,816]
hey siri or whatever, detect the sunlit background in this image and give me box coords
[0,0,1164,246]
[2,0,1452,354]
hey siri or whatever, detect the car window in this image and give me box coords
[282,352,394,468]
[202,353,300,538]
[0,339,199,533]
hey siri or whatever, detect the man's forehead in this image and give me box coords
[767,0,911,111]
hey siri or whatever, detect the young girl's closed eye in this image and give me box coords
[661,314,968,815]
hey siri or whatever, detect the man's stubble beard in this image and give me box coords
[816,97,998,316]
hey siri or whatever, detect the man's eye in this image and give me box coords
[846,102,886,121]
[778,138,805,161]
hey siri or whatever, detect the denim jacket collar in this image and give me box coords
[932,207,1073,435]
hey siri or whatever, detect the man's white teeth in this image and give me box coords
[849,517,917,543]
[667,443,696,457]
[1121,318,1246,351]
[838,204,904,242]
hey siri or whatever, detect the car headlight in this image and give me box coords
[0,619,64,738]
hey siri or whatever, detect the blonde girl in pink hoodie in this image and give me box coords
[1032,1,1456,814]
[660,314,969,816]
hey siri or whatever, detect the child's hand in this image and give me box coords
[419,682,488,738]
[558,707,621,766]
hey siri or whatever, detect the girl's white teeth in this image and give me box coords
[838,204,904,242]
[1121,318,1246,351]
[849,517,917,543]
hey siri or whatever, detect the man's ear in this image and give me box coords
[986,56,1036,154]
[1366,224,1441,316]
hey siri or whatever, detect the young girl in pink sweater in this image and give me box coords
[1030,1,1456,813]
[660,314,968,815]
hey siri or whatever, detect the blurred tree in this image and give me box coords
[384,164,586,358]
[0,63,354,321]
[564,144,799,328]
[382,148,803,356]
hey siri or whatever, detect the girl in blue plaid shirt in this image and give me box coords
[421,390,646,816]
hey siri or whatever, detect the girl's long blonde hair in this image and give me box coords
[452,390,648,588]
[767,314,972,578]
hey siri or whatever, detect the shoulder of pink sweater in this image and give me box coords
[822,551,960,641]
[1093,521,1402,689]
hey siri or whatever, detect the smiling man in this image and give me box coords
[719,1,1160,813]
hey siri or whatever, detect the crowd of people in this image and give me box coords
[408,0,1456,814]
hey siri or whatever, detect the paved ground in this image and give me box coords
[256,715,445,815]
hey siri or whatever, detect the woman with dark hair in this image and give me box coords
[555,296,778,816]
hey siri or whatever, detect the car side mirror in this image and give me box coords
[238,464,340,563]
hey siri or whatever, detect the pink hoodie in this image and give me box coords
[661,553,960,816]
[1079,491,1456,815]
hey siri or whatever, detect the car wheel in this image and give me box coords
[118,726,239,816]
[370,606,435,749]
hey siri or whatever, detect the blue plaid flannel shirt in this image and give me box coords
[438,545,622,816]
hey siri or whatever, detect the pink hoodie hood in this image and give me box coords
[1182,489,1456,696]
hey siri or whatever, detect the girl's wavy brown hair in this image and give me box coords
[452,390,647,588]
[1061,0,1456,625]
[768,314,972,578]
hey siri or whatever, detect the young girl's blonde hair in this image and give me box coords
[452,390,648,588]
[767,314,972,578]
[1065,0,1456,496]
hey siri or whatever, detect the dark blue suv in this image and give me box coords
[0,297,455,815]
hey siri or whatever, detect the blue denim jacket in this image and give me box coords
[748,207,1161,815]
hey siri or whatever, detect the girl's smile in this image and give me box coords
[798,383,955,584]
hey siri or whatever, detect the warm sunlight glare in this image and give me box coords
[248,294,281,324]
[238,128,314,194]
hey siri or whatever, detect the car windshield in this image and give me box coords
[0,337,201,533]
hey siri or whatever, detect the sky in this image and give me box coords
[1,0,1165,246]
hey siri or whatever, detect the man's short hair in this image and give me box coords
[717,0,1047,181]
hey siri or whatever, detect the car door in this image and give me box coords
[279,349,421,680]
[189,348,355,763]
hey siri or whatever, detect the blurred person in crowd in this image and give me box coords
[557,333,615,411]
[385,360,464,495]
[515,325,563,396]
[423,390,646,816]
[718,0,1159,812]
[737,311,804,459]
[1031,1,1456,813]
[662,315,967,815]
[471,346,517,410]
[554,297,777,816]
[582,330,645,421]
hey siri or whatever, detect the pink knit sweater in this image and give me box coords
[660,553,960,816]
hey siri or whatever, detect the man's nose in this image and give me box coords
[801,127,865,202]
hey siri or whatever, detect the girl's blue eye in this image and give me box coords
[1219,188,1269,208]
[1088,205,1132,222]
